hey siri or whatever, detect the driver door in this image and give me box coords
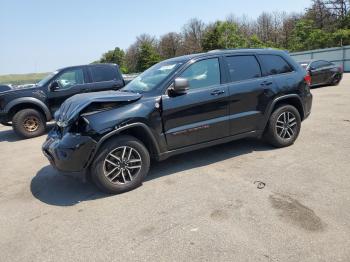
[47,67,88,113]
[161,58,229,150]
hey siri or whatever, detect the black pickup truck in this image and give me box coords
[0,63,125,138]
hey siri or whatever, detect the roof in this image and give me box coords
[57,63,118,71]
[163,48,287,63]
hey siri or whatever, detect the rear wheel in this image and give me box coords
[264,105,301,148]
[12,109,46,138]
[91,135,150,194]
[331,74,341,86]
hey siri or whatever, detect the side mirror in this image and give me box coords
[169,78,189,96]
[49,81,60,91]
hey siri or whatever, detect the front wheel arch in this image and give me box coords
[88,123,161,169]
[7,102,50,122]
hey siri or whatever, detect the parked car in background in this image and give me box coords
[43,49,312,194]
[0,63,125,138]
[298,60,343,87]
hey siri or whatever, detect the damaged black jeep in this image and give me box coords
[42,49,312,194]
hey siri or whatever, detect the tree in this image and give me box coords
[97,0,350,69]
[180,18,205,54]
[124,34,160,73]
[201,22,222,51]
[290,19,333,51]
[159,32,182,59]
[305,0,335,30]
[280,13,301,49]
[247,35,265,48]
[202,21,247,51]
[136,42,161,72]
[333,28,350,45]
[100,47,127,72]
[125,44,138,73]
[325,0,350,20]
[256,12,273,43]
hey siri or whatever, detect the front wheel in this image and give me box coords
[91,135,150,194]
[264,105,301,148]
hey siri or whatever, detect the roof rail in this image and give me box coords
[207,48,277,53]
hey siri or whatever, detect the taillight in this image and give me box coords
[304,71,311,86]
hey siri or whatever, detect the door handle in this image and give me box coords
[211,90,225,96]
[261,81,273,86]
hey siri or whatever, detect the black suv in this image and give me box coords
[0,64,125,138]
[43,49,312,194]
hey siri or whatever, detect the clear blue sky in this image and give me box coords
[0,0,311,75]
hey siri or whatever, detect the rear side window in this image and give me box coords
[312,60,332,69]
[259,55,293,76]
[90,66,119,82]
[226,55,261,82]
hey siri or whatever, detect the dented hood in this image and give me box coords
[56,90,142,127]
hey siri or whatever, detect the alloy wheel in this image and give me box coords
[103,146,142,185]
[275,111,297,140]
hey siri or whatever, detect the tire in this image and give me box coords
[331,74,341,86]
[12,109,46,138]
[264,104,301,148]
[91,135,150,194]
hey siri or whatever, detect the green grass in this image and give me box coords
[0,72,50,85]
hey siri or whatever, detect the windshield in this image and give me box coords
[37,71,59,86]
[122,61,183,93]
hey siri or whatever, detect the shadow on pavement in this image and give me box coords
[0,128,20,142]
[31,138,274,206]
[31,166,107,206]
[0,123,55,142]
[146,138,272,182]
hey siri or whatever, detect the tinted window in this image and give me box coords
[180,58,220,90]
[259,55,293,76]
[226,55,261,82]
[311,60,332,69]
[91,66,118,82]
[56,68,84,89]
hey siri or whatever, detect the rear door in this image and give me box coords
[309,61,326,85]
[161,57,230,150]
[318,61,334,83]
[87,65,124,92]
[224,54,276,135]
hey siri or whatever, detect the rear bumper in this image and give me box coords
[42,129,97,173]
[303,92,313,120]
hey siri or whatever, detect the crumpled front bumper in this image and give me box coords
[42,128,97,173]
